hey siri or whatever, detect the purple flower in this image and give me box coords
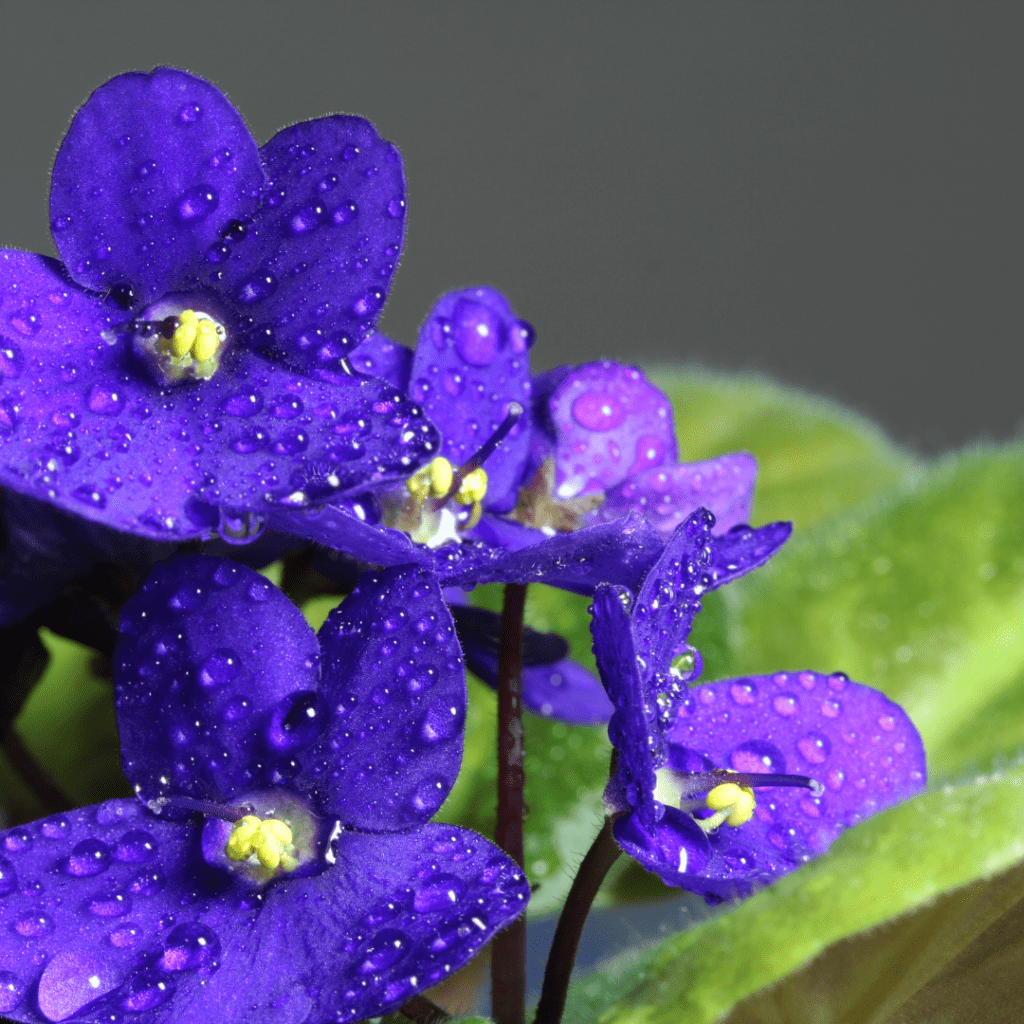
[0,67,438,542]
[0,556,528,1022]
[591,513,926,903]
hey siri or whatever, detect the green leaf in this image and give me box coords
[577,763,1024,1024]
[651,367,920,528]
[13,629,130,808]
[722,444,1024,780]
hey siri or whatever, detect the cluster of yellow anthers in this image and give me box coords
[167,309,224,363]
[406,456,489,529]
[225,814,300,873]
[695,781,756,834]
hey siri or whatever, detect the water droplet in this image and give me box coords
[772,693,799,717]
[360,929,409,972]
[442,369,465,397]
[729,739,787,775]
[51,214,73,232]
[160,922,221,972]
[826,768,845,791]
[796,732,831,765]
[878,714,897,732]
[270,429,309,455]
[411,777,447,815]
[8,308,41,336]
[235,271,278,305]
[0,340,24,379]
[799,796,821,818]
[3,829,31,853]
[0,397,18,434]
[509,319,535,353]
[352,288,384,318]
[72,485,107,509]
[14,911,54,937]
[821,698,841,719]
[0,972,24,1013]
[114,827,155,860]
[729,679,758,706]
[231,429,269,454]
[412,874,464,912]
[177,102,202,124]
[419,705,461,744]
[452,299,501,366]
[247,578,271,602]
[40,815,71,839]
[222,391,265,417]
[217,509,268,545]
[109,924,142,948]
[331,200,357,225]
[266,691,322,750]
[571,391,626,431]
[169,584,206,611]
[129,870,165,896]
[88,890,133,918]
[199,649,241,688]
[270,395,303,419]
[0,856,17,897]
[176,183,219,221]
[766,824,795,852]
[66,837,112,877]
[387,196,405,218]
[120,968,176,1011]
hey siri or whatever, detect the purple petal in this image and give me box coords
[631,509,715,676]
[439,511,664,593]
[658,670,927,899]
[300,567,466,830]
[706,520,792,591]
[214,116,406,377]
[114,556,320,806]
[409,288,534,512]
[548,362,677,499]
[0,252,439,539]
[613,806,713,886]
[350,331,413,390]
[591,585,660,828]
[587,453,757,539]
[0,799,249,1024]
[0,804,528,1024]
[50,67,264,304]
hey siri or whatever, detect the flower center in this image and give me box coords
[150,789,324,886]
[383,403,522,547]
[655,767,823,835]
[124,293,230,386]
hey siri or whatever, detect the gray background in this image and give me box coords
[1,1,1021,455]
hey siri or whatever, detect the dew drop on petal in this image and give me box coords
[0,340,24,380]
[729,739,787,775]
[176,184,219,221]
[0,856,17,897]
[0,972,24,1013]
[571,391,626,431]
[199,649,241,688]
[14,911,54,937]
[729,679,758,706]
[66,838,112,877]
[772,693,799,717]
[38,949,123,1020]
[86,383,125,415]
[120,968,176,1011]
[360,929,409,973]
[115,829,157,863]
[412,874,464,913]
[796,732,832,765]
[266,691,322,750]
[159,923,221,972]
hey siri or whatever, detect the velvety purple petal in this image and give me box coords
[0,252,439,539]
[300,567,465,830]
[613,806,713,887]
[439,511,664,593]
[656,670,927,900]
[0,799,253,1024]
[469,512,546,554]
[588,453,758,539]
[350,331,413,390]
[114,555,320,806]
[631,509,714,677]
[451,604,570,670]
[408,288,534,512]
[212,116,406,377]
[706,520,792,591]
[548,361,677,499]
[272,501,431,567]
[0,804,528,1024]
[50,67,264,304]
[591,585,660,829]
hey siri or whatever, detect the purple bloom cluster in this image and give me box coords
[0,67,438,542]
[592,509,926,902]
[0,556,528,1022]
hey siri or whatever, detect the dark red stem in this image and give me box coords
[399,994,452,1023]
[491,581,528,1024]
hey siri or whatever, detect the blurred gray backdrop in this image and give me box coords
[1,1,1020,454]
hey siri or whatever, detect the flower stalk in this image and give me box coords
[492,581,529,1024]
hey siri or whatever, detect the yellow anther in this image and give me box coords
[224,815,297,872]
[170,309,199,357]
[406,457,455,501]
[192,318,220,362]
[705,782,756,827]
[455,467,488,506]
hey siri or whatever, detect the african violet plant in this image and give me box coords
[3,64,1019,1024]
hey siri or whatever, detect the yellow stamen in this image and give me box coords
[696,782,756,833]
[170,309,198,357]
[455,467,488,506]
[225,815,298,872]
[192,318,220,362]
[407,457,455,500]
